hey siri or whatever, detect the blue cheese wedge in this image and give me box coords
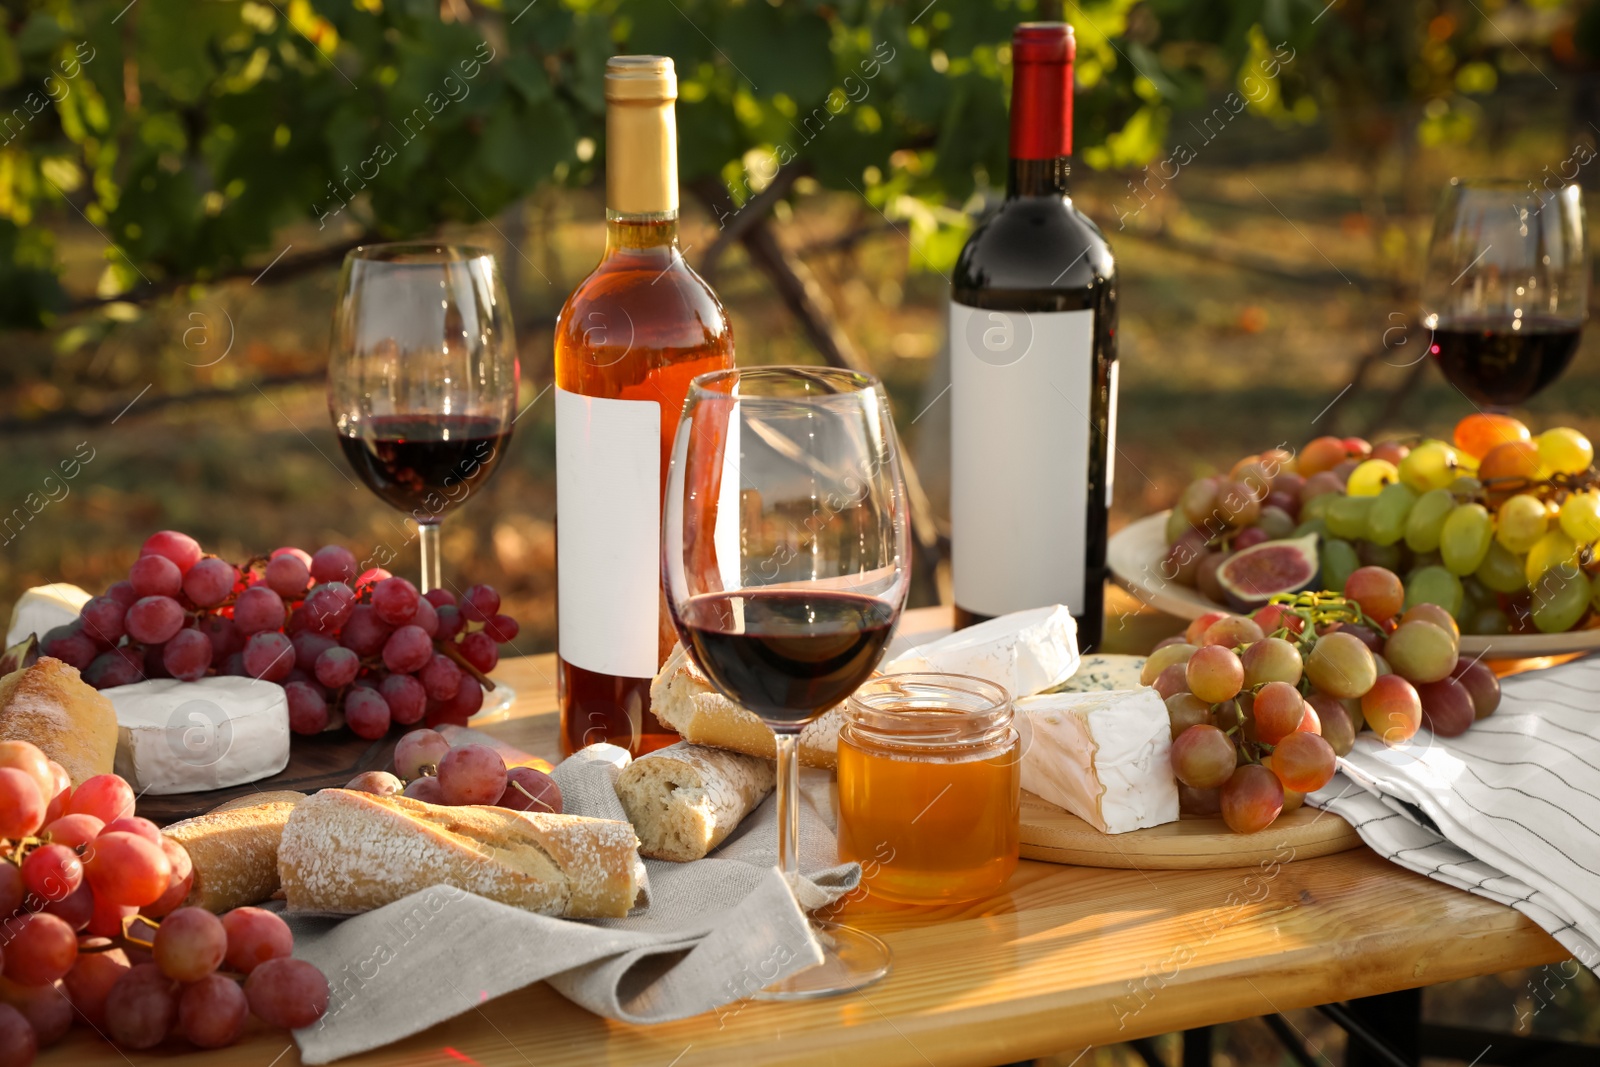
[1018,688,1178,834]
[885,605,1079,697]
[1053,653,1147,693]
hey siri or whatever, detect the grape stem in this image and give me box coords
[1265,591,1386,661]
[120,913,160,948]
[437,637,497,691]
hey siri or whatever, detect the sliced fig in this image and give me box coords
[0,633,40,676]
[1214,534,1319,610]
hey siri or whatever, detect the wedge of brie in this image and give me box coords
[107,677,291,794]
[885,604,1078,697]
[1018,688,1178,834]
[6,583,93,647]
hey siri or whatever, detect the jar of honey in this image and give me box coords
[836,673,1021,904]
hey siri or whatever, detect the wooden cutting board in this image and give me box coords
[135,731,401,826]
[1018,790,1362,869]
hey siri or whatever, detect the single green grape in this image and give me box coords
[1531,567,1592,633]
[1320,538,1361,595]
[1165,506,1194,545]
[1366,482,1418,547]
[1475,539,1528,594]
[1347,459,1399,497]
[1448,475,1484,496]
[1257,506,1296,540]
[1301,492,1335,524]
[1294,516,1330,540]
[1460,575,1493,616]
[1440,503,1493,576]
[1536,427,1594,476]
[1465,606,1512,635]
[1558,490,1600,544]
[1404,488,1456,553]
[1325,494,1374,540]
[1357,539,1404,573]
[1526,529,1579,585]
[1404,564,1464,618]
[1495,493,1548,555]
[1398,440,1460,492]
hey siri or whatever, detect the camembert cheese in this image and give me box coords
[108,677,291,794]
[885,604,1079,697]
[1018,688,1178,834]
[6,583,92,647]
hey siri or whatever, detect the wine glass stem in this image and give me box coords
[418,520,443,594]
[774,732,801,890]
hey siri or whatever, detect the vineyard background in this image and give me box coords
[3,1,1600,1062]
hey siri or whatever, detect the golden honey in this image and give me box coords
[836,674,1021,904]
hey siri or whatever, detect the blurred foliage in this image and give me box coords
[0,0,1589,330]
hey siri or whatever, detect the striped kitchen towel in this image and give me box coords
[1309,654,1600,970]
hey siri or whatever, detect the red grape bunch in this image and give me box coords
[40,530,521,737]
[1147,564,1502,834]
[342,730,563,814]
[0,740,330,1063]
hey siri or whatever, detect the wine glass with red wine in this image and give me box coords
[1422,179,1589,406]
[664,366,910,999]
[328,244,519,592]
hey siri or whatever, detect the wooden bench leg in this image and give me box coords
[1182,1026,1211,1067]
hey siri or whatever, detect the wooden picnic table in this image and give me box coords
[42,596,1571,1067]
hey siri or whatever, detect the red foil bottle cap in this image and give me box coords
[1010,22,1074,160]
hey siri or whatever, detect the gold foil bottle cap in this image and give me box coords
[605,55,677,103]
[605,54,679,216]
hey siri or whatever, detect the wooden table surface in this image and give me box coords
[42,599,1571,1067]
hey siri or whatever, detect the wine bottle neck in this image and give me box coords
[1007,22,1075,199]
[1008,157,1071,198]
[605,55,680,217]
[605,213,681,255]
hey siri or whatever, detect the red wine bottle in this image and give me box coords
[949,21,1117,651]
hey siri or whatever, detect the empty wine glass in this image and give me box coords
[663,366,910,999]
[1421,179,1589,406]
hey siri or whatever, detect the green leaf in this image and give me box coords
[502,53,552,105]
[478,98,574,186]
[14,14,66,59]
[718,3,834,104]
[0,27,20,89]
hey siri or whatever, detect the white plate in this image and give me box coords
[1108,510,1600,660]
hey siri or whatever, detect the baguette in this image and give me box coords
[616,742,774,862]
[277,789,645,919]
[212,790,307,812]
[650,645,844,768]
[163,801,299,912]
[0,657,118,785]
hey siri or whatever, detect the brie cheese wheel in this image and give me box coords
[885,605,1079,697]
[1018,688,1178,835]
[107,677,291,794]
[7,583,93,647]
[1056,653,1147,693]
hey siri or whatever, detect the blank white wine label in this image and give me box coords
[556,387,660,678]
[950,304,1099,618]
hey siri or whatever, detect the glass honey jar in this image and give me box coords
[836,673,1021,904]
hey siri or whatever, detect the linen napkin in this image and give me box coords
[286,744,862,1064]
[1309,654,1600,971]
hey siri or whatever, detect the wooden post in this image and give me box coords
[690,177,948,604]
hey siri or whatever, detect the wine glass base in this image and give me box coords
[753,920,891,1000]
[471,681,518,725]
